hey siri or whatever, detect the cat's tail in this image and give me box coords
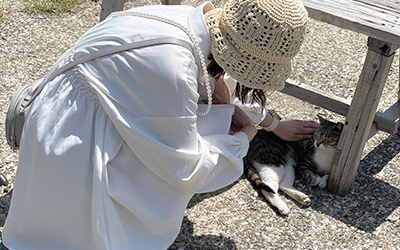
[243,157,292,215]
[243,157,275,193]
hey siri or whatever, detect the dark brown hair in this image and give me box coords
[207,53,266,109]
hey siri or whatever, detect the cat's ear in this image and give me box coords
[334,122,344,132]
[317,115,328,125]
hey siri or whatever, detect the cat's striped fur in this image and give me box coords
[244,116,343,215]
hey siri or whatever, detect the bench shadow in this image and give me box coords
[298,133,400,233]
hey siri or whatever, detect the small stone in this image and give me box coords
[0,174,9,186]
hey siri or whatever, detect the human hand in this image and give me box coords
[202,95,256,141]
[230,105,254,134]
[231,107,257,142]
[273,120,319,142]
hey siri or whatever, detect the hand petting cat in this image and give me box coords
[258,110,319,142]
[273,120,319,142]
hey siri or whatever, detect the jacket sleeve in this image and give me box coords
[111,117,248,194]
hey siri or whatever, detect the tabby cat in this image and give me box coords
[244,115,343,215]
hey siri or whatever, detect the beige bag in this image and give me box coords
[5,78,43,149]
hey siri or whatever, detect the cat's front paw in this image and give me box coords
[318,175,329,188]
[279,207,290,216]
[299,195,311,207]
[310,175,321,186]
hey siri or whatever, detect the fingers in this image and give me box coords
[285,121,318,135]
[281,132,313,141]
[278,134,312,142]
[293,120,319,128]
[295,127,317,135]
[274,120,318,141]
[295,134,313,140]
[304,122,320,129]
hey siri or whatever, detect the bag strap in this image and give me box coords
[21,37,193,108]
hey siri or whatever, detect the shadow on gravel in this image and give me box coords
[0,190,12,228]
[0,190,12,250]
[168,216,237,250]
[306,133,400,233]
[0,242,8,250]
[187,180,241,209]
[0,188,237,250]
[168,180,241,249]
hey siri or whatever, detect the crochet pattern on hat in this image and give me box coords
[205,0,307,91]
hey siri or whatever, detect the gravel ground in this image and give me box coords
[0,0,399,249]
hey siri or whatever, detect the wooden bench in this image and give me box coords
[99,0,399,196]
[282,0,400,196]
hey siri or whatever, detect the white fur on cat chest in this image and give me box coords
[313,145,335,175]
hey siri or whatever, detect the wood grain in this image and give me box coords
[282,79,400,134]
[302,0,400,45]
[327,37,397,195]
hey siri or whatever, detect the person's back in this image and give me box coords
[3,3,246,249]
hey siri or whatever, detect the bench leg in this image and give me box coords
[161,0,181,4]
[327,38,398,196]
[99,0,125,22]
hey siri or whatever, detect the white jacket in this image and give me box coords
[3,2,264,250]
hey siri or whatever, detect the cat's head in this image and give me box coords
[313,116,344,151]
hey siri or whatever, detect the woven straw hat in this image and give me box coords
[204,0,308,91]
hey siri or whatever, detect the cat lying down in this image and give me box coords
[244,116,343,215]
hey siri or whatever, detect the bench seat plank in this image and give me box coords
[302,0,400,45]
